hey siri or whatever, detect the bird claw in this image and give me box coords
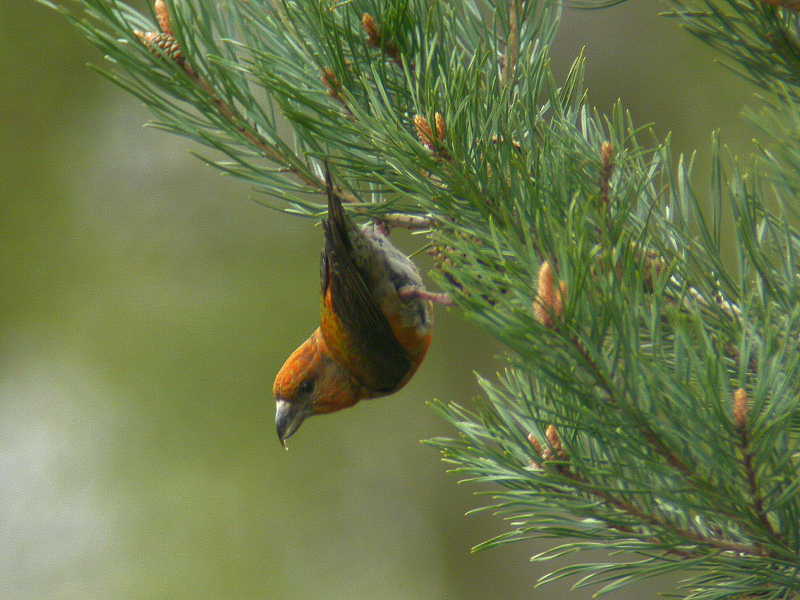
[372,219,390,237]
[398,286,454,306]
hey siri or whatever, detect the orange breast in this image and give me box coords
[387,315,431,362]
[384,311,432,387]
[321,284,430,395]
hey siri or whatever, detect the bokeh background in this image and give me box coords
[3,2,754,598]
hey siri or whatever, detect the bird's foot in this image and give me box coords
[372,219,390,237]
[399,286,454,306]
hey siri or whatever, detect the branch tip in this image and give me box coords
[600,141,614,207]
[527,432,544,470]
[414,114,435,150]
[321,67,342,99]
[415,113,450,160]
[154,0,172,36]
[435,112,446,141]
[490,135,522,152]
[733,388,749,430]
[361,13,380,47]
[361,12,402,64]
[545,425,563,454]
[533,261,565,328]
[135,30,184,62]
[601,141,614,168]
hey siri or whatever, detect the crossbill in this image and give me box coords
[273,172,441,446]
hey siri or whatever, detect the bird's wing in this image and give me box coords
[320,171,411,393]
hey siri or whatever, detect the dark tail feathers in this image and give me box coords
[323,165,352,253]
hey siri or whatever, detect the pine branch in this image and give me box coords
[135,3,431,229]
[42,0,800,597]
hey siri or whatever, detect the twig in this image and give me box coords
[501,0,521,86]
[181,63,428,226]
[136,8,430,230]
[599,141,614,208]
[527,430,765,558]
[561,469,769,558]
[734,389,781,544]
[381,213,433,230]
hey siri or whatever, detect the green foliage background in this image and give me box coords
[1,1,756,598]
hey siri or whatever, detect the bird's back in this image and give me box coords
[320,188,431,396]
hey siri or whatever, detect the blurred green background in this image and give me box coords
[3,2,754,598]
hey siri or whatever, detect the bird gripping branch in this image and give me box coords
[273,170,444,446]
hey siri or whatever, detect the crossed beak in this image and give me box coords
[275,399,308,447]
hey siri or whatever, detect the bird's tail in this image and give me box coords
[324,166,351,250]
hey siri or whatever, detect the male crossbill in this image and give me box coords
[273,172,440,445]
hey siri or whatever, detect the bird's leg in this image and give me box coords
[374,217,451,305]
[398,286,454,306]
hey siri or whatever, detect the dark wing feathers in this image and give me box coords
[321,172,411,392]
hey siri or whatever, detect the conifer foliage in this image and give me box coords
[41,0,800,596]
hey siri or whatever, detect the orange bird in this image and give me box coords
[273,171,444,445]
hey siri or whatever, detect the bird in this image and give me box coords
[273,169,445,446]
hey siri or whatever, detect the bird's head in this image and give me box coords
[273,328,363,446]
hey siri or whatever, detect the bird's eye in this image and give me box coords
[298,378,315,395]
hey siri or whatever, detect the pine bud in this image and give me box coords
[527,432,544,469]
[490,135,522,151]
[321,67,342,100]
[545,424,562,455]
[434,112,446,141]
[362,13,380,47]
[527,432,544,454]
[600,141,614,206]
[600,141,614,170]
[534,261,565,327]
[414,114,435,151]
[135,31,184,61]
[733,388,749,430]
[155,0,173,36]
